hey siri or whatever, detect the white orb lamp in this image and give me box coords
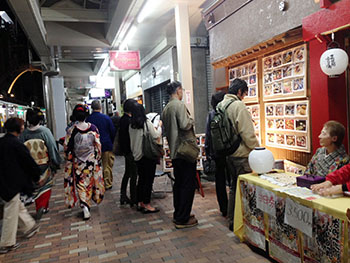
[320,33,349,77]
[320,48,349,77]
[248,147,275,174]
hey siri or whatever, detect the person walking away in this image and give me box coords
[86,100,116,190]
[0,118,41,254]
[162,81,199,229]
[129,103,162,213]
[119,99,138,206]
[205,91,229,217]
[20,108,61,219]
[218,78,259,231]
[64,104,105,220]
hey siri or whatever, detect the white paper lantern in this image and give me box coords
[320,48,349,77]
[248,147,275,174]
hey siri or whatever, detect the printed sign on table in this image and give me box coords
[256,186,276,217]
[284,198,313,237]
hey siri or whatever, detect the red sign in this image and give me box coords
[109,50,141,71]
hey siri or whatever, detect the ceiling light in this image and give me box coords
[0,11,13,24]
[120,25,137,50]
[137,0,158,23]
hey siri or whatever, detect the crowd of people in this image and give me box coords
[1,78,350,253]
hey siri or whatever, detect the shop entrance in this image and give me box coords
[144,80,170,114]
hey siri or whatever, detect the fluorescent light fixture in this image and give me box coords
[0,11,13,24]
[120,25,137,50]
[137,0,157,23]
[89,75,97,83]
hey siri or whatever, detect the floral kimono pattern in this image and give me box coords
[64,123,105,208]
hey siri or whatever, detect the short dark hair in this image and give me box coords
[228,78,248,95]
[5,117,24,133]
[166,81,182,95]
[91,100,101,110]
[130,103,147,129]
[324,120,346,147]
[26,108,44,126]
[211,91,226,110]
[123,99,137,113]
[73,104,89,121]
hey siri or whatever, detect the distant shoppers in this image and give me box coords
[218,78,259,231]
[305,121,349,176]
[87,100,116,190]
[119,99,138,206]
[0,118,41,254]
[129,103,162,213]
[162,81,198,229]
[111,111,121,131]
[20,108,61,219]
[205,91,228,217]
[64,104,105,220]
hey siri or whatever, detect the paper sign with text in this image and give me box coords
[284,197,313,237]
[256,186,276,217]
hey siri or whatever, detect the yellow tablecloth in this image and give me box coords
[233,173,349,262]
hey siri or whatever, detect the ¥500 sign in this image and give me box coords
[284,198,313,237]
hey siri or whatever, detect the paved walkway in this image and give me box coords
[0,157,272,263]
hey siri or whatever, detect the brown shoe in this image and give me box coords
[175,216,198,229]
[0,243,21,254]
[23,224,40,238]
[172,214,195,223]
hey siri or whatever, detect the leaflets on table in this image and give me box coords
[275,187,320,200]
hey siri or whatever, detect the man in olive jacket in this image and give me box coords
[162,81,198,229]
[217,78,259,231]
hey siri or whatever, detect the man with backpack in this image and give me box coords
[215,78,259,231]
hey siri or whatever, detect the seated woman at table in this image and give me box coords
[311,163,350,196]
[304,120,349,177]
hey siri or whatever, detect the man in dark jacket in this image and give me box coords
[0,118,41,254]
[87,100,116,190]
[118,99,138,206]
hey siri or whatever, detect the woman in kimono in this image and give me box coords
[64,104,105,220]
[20,108,61,219]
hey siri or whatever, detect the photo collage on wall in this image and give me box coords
[163,134,205,172]
[229,60,258,103]
[246,104,261,144]
[263,44,306,101]
[265,100,310,152]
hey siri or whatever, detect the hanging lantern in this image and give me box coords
[320,33,349,77]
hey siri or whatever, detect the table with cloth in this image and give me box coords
[233,173,349,263]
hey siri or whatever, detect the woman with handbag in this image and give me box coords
[20,108,62,220]
[129,103,162,213]
[205,91,229,217]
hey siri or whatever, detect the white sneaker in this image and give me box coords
[82,206,90,220]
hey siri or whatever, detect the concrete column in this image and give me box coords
[174,2,194,118]
[114,73,122,113]
[48,77,67,140]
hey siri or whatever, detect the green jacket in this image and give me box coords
[218,94,259,158]
[162,97,196,160]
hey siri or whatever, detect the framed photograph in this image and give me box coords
[229,68,235,80]
[263,44,307,101]
[264,100,310,152]
[247,104,261,144]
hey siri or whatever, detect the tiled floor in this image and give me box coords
[0,157,272,263]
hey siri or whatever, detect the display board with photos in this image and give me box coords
[246,104,261,144]
[263,44,307,101]
[265,100,310,152]
[163,134,206,172]
[229,60,258,103]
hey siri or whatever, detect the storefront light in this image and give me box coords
[320,33,349,77]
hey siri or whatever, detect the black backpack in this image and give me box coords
[210,99,241,156]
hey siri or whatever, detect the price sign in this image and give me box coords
[256,186,276,217]
[284,198,313,237]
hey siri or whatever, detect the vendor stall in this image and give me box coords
[234,173,349,263]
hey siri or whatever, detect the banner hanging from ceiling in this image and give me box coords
[109,50,141,71]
